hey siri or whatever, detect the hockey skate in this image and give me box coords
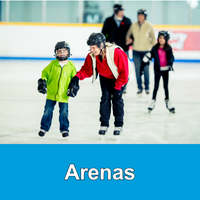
[61,131,69,138]
[99,126,108,135]
[113,127,122,135]
[148,100,156,113]
[165,99,175,113]
[137,89,142,94]
[113,127,122,143]
[99,126,108,140]
[38,129,46,137]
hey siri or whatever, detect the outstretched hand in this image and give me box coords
[67,76,80,97]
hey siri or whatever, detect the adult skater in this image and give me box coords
[140,30,175,113]
[102,4,132,94]
[67,33,131,136]
[126,9,156,94]
[102,3,132,57]
[37,41,77,138]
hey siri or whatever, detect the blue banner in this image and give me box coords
[0,145,199,200]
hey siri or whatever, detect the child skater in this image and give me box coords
[37,41,77,138]
[140,30,175,113]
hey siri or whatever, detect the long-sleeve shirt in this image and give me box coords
[102,15,132,51]
[158,47,168,67]
[126,20,156,51]
[76,48,129,90]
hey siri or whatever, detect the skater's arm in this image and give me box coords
[149,25,156,46]
[114,48,129,90]
[102,18,110,41]
[126,24,134,45]
[41,62,52,81]
[76,54,93,80]
[167,48,175,66]
[140,49,154,75]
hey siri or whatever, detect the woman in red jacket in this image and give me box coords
[68,33,131,136]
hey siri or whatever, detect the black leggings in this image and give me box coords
[152,71,169,100]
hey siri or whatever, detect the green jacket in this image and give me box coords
[41,59,77,103]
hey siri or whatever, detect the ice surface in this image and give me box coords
[0,60,200,144]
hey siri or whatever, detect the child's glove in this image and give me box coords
[67,76,80,97]
[67,85,79,97]
[38,78,47,94]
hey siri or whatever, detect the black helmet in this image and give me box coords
[87,33,106,49]
[137,9,147,19]
[54,41,71,61]
[113,4,124,14]
[158,30,170,42]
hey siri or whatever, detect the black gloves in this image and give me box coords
[114,89,122,101]
[67,76,80,97]
[38,78,47,94]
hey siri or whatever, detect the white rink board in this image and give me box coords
[0,24,200,60]
[0,60,200,144]
[0,24,101,58]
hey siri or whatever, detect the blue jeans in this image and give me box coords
[133,50,149,91]
[40,99,69,132]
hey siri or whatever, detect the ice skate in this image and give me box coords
[145,90,150,94]
[61,131,69,138]
[38,129,46,137]
[99,126,108,135]
[137,89,142,94]
[113,127,122,136]
[165,99,175,113]
[148,100,156,113]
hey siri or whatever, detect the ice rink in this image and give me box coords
[0,59,200,144]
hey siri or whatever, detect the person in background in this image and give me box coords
[37,41,77,138]
[102,4,132,56]
[140,30,175,113]
[102,4,132,94]
[126,9,156,95]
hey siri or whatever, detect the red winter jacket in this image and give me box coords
[76,48,129,90]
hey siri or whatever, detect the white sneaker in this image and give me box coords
[148,100,156,112]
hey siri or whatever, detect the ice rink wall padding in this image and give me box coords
[0,22,200,62]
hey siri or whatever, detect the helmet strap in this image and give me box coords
[57,55,68,61]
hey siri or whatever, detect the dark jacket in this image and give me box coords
[141,43,175,76]
[102,15,132,51]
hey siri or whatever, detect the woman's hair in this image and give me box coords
[91,42,115,59]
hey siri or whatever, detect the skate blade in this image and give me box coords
[170,110,175,113]
[148,109,152,113]
[100,135,105,140]
[115,135,121,144]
